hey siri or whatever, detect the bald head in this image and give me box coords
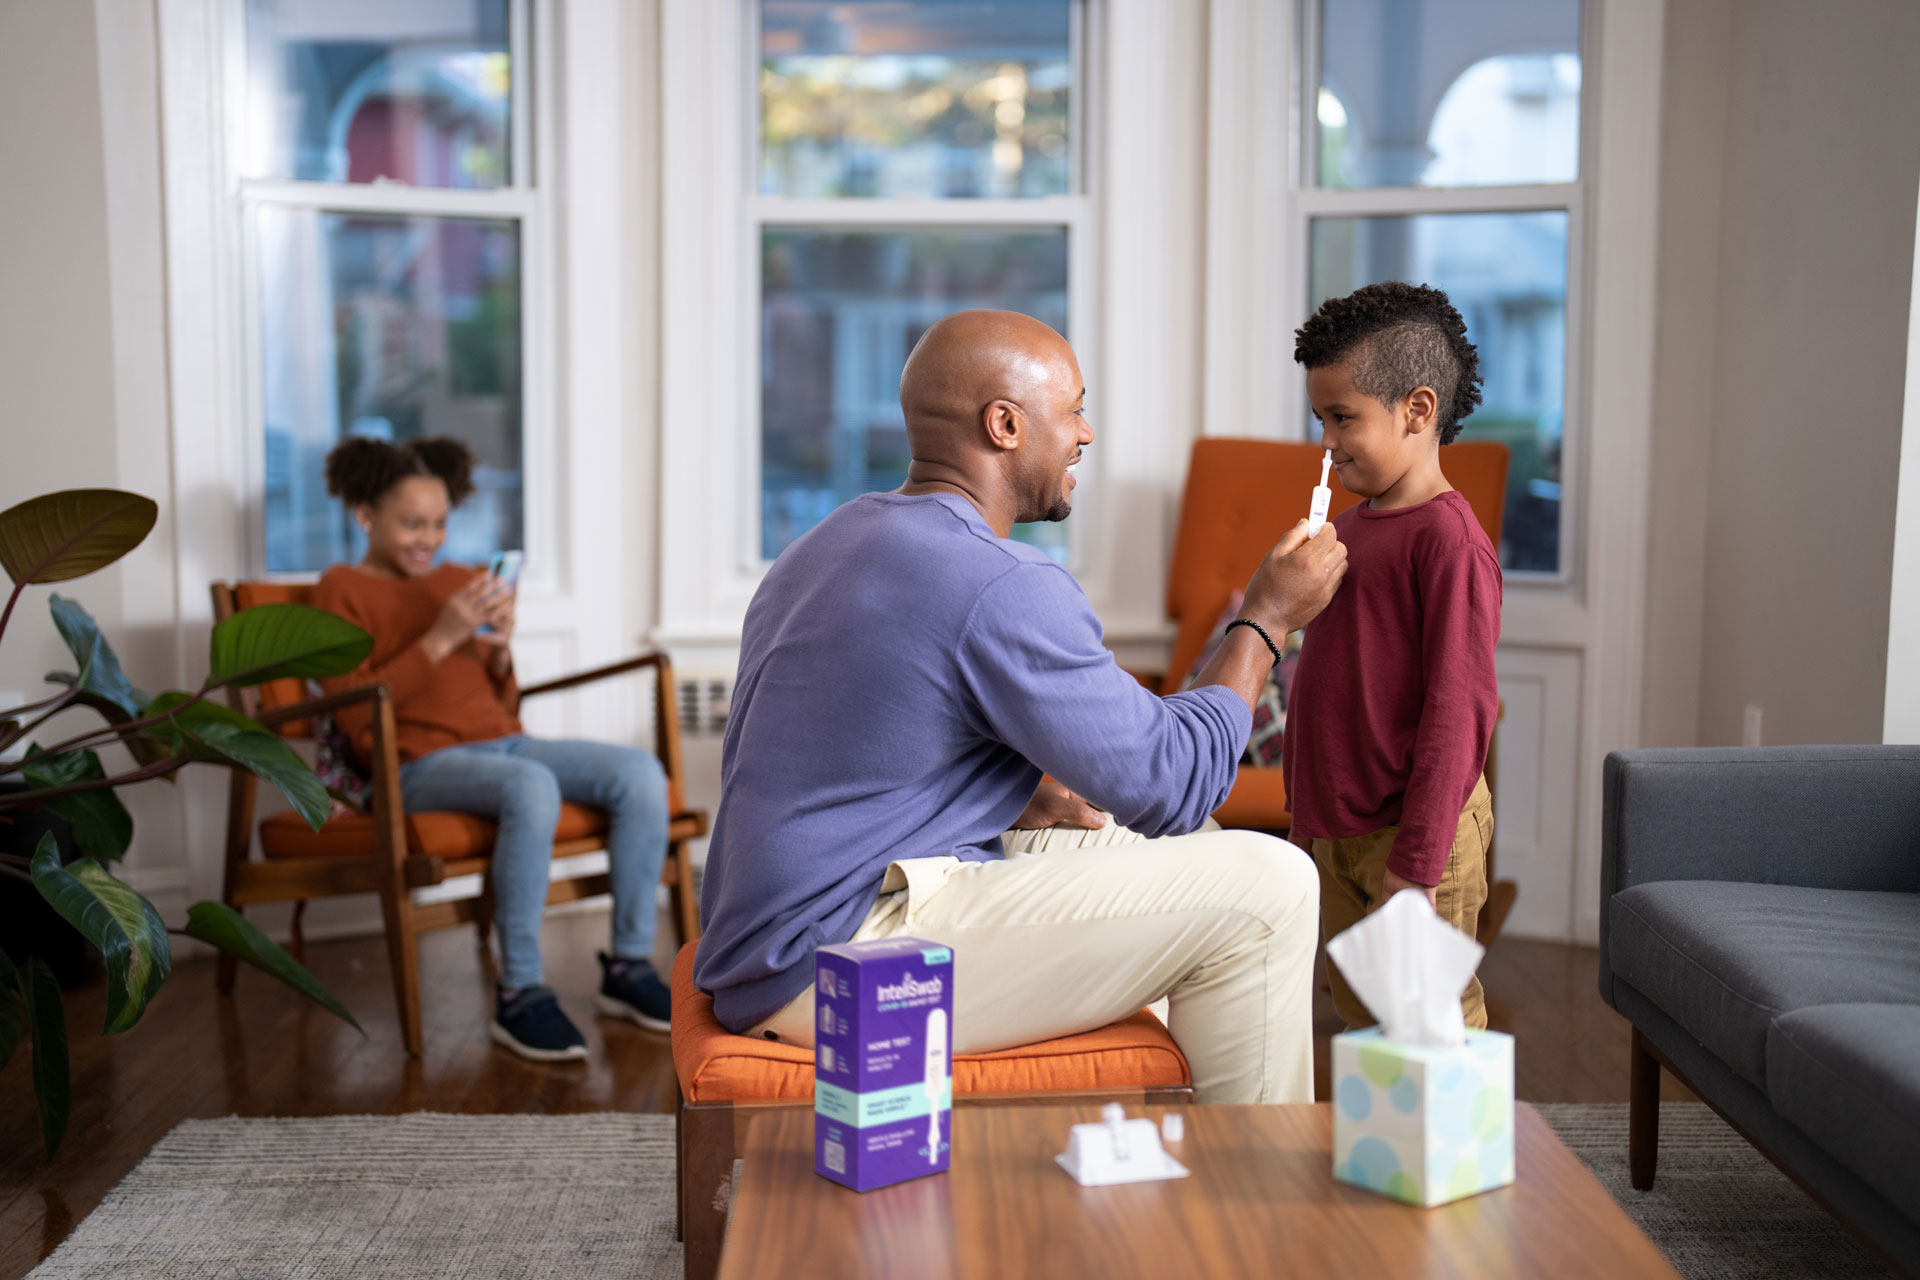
[894,310,1092,534]
[899,310,1075,439]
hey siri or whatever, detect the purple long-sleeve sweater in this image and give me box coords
[693,492,1252,1032]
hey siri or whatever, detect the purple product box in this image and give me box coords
[813,937,954,1191]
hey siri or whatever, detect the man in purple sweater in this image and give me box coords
[696,310,1348,1103]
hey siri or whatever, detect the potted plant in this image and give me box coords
[0,489,369,1157]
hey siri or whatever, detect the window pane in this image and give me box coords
[244,0,512,188]
[258,208,523,572]
[761,228,1070,559]
[760,0,1072,198]
[1309,212,1567,573]
[1317,0,1579,189]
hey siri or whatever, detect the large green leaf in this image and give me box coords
[0,489,157,587]
[22,956,69,1158]
[19,746,134,862]
[0,947,23,1074]
[31,836,172,1034]
[207,604,371,688]
[183,902,361,1032]
[170,718,330,831]
[47,595,146,719]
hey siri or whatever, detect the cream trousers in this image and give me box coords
[747,817,1321,1104]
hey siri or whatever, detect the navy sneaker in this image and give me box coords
[490,985,588,1062]
[594,952,671,1031]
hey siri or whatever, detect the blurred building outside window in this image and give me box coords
[755,0,1086,562]
[243,0,532,574]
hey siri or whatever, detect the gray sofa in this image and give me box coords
[1600,746,1920,1276]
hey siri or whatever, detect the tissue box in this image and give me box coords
[813,937,953,1191]
[1331,1028,1514,1207]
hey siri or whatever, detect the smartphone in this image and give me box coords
[477,550,523,634]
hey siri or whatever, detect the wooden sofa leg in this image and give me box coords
[680,1103,736,1280]
[1629,1026,1660,1190]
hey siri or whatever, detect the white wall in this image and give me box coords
[1643,0,1920,749]
[1887,169,1920,745]
[0,0,194,916]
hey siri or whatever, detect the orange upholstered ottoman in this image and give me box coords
[670,942,1192,1280]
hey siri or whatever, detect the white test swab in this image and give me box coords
[1306,449,1334,537]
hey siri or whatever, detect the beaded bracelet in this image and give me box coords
[1224,618,1282,668]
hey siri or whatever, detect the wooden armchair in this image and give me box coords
[1152,439,1517,943]
[209,581,710,1055]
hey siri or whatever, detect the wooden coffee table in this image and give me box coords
[716,1103,1678,1279]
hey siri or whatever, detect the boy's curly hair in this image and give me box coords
[324,436,476,509]
[1293,281,1484,444]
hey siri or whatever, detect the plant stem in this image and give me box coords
[0,755,188,806]
[0,688,79,758]
[0,861,31,885]
[34,685,219,760]
[0,580,22,650]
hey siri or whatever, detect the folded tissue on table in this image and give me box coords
[1326,890,1514,1207]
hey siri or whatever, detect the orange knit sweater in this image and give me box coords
[309,563,521,764]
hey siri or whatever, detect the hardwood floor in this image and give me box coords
[0,907,1684,1278]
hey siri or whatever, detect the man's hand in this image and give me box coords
[1012,781,1107,830]
[1241,519,1348,636]
[1382,866,1439,909]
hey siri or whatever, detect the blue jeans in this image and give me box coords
[398,736,670,989]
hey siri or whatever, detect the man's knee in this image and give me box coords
[1210,831,1319,927]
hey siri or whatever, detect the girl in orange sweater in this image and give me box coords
[312,438,670,1061]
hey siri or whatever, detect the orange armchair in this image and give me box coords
[209,580,709,1055]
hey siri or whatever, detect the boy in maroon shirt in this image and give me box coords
[1281,282,1502,1030]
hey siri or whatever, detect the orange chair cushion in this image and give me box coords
[259,801,607,860]
[670,943,1191,1103]
[1211,764,1291,832]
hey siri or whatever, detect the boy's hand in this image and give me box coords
[1012,781,1108,830]
[1382,866,1439,910]
[1243,520,1348,636]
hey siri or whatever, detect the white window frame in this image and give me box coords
[739,0,1099,573]
[223,0,560,591]
[1285,0,1589,586]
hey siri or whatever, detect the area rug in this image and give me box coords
[29,1113,681,1279]
[1538,1102,1893,1279]
[31,1105,1894,1278]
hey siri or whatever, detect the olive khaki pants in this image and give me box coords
[1313,775,1493,1032]
[748,818,1322,1105]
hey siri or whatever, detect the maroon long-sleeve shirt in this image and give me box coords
[1282,489,1502,885]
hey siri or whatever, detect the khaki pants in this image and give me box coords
[748,818,1321,1104]
[1313,775,1493,1032]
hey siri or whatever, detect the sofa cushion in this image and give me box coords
[1608,882,1920,1087]
[1768,1004,1920,1224]
[669,943,1191,1103]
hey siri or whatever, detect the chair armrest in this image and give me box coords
[1599,746,1920,1002]
[250,682,391,730]
[519,653,666,700]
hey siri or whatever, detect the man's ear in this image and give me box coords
[1404,386,1439,437]
[982,399,1023,452]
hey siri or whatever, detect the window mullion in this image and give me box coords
[1297,183,1580,218]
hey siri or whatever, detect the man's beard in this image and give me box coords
[1039,496,1072,523]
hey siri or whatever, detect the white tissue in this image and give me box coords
[1325,890,1486,1047]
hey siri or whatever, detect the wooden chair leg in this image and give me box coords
[1629,1026,1660,1190]
[671,841,700,948]
[215,936,239,995]
[289,899,307,962]
[377,866,426,1057]
[680,1102,737,1280]
[475,876,496,950]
